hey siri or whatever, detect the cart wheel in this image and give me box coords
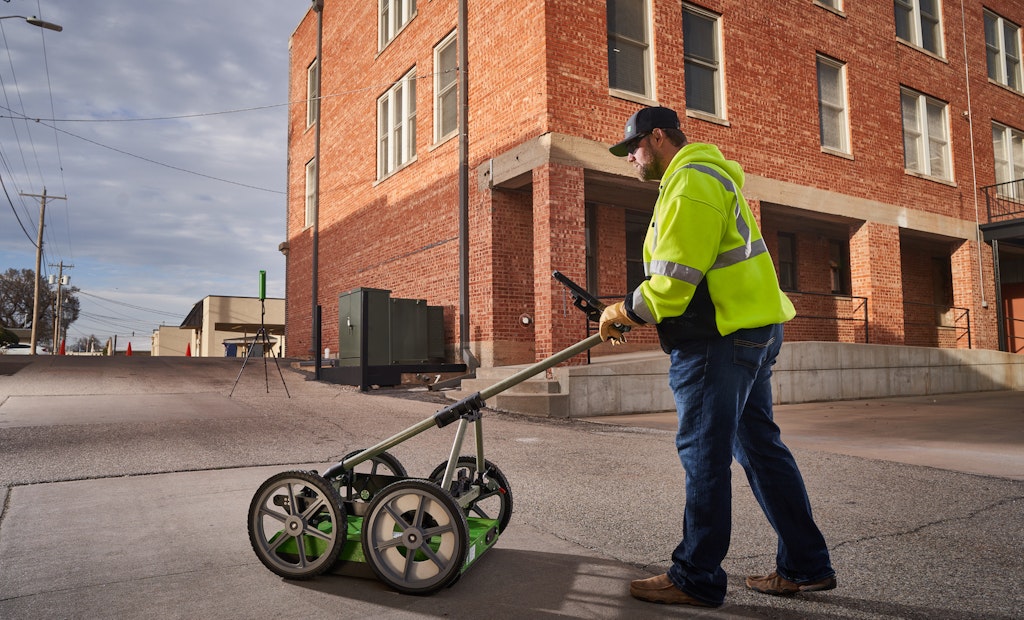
[430,456,513,533]
[338,448,407,478]
[248,470,346,580]
[335,448,407,504]
[362,479,469,595]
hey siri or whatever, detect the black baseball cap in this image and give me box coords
[609,106,681,156]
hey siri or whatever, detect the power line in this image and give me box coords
[76,289,184,319]
[0,105,285,194]
[0,67,460,124]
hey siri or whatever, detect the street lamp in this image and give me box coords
[0,15,63,32]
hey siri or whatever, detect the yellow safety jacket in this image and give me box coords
[624,143,795,345]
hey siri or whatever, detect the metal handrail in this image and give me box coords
[785,290,870,343]
[903,301,972,349]
[981,179,1024,222]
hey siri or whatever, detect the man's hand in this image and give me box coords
[599,302,640,343]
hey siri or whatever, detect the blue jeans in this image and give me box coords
[665,324,833,605]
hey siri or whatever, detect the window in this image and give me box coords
[306,58,319,128]
[380,0,416,50]
[817,55,849,153]
[434,31,458,143]
[985,10,1022,92]
[817,0,842,10]
[378,69,417,179]
[304,157,317,228]
[778,233,797,291]
[992,122,1024,197]
[607,0,651,97]
[625,210,650,291]
[901,88,950,180]
[829,240,850,295]
[683,4,723,117]
[894,0,942,55]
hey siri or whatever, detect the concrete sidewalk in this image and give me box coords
[592,390,1024,480]
[1,356,1021,619]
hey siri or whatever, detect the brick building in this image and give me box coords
[282,0,1024,368]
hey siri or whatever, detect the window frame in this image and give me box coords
[682,3,725,119]
[607,0,653,99]
[816,54,850,154]
[828,239,851,295]
[894,0,944,56]
[992,122,1024,197]
[777,232,797,291]
[306,58,319,129]
[304,157,317,229]
[434,30,458,144]
[379,0,417,51]
[984,10,1023,92]
[377,68,418,180]
[900,87,952,181]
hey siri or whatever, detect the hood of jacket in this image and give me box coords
[663,142,745,190]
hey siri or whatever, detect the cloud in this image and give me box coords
[0,0,309,346]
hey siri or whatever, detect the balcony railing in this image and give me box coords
[786,291,870,343]
[570,291,976,358]
[982,179,1024,223]
[903,301,971,349]
[1007,316,1024,354]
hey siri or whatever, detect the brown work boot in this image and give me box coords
[629,573,718,607]
[745,571,836,596]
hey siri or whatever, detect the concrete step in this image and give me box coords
[460,376,561,395]
[490,392,570,418]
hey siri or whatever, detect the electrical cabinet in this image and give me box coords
[337,288,445,366]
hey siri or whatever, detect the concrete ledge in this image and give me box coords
[471,342,1024,417]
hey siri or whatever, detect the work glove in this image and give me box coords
[599,301,640,343]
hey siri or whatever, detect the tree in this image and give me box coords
[72,335,100,352]
[0,325,17,347]
[0,268,80,347]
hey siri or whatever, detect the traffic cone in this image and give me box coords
[59,339,65,355]
[126,342,133,356]
[185,342,191,357]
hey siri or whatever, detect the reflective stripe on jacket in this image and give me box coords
[625,143,795,338]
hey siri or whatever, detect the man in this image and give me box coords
[602,106,835,608]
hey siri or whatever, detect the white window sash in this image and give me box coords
[817,56,848,152]
[607,0,651,97]
[306,59,319,128]
[896,0,943,55]
[380,0,416,50]
[304,158,317,228]
[434,31,458,142]
[986,11,1023,91]
[683,3,723,117]
[377,70,417,179]
[902,89,950,180]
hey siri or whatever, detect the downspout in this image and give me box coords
[458,0,478,371]
[312,0,324,379]
[960,0,988,312]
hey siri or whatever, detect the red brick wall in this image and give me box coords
[532,163,588,362]
[284,1,1022,360]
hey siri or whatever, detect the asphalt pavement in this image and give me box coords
[1,355,1021,619]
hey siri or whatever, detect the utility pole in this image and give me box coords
[20,188,66,355]
[48,261,73,353]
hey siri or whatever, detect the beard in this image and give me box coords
[636,158,663,182]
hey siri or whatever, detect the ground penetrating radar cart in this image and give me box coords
[247,272,621,594]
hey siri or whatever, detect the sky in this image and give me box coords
[0,0,312,350]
